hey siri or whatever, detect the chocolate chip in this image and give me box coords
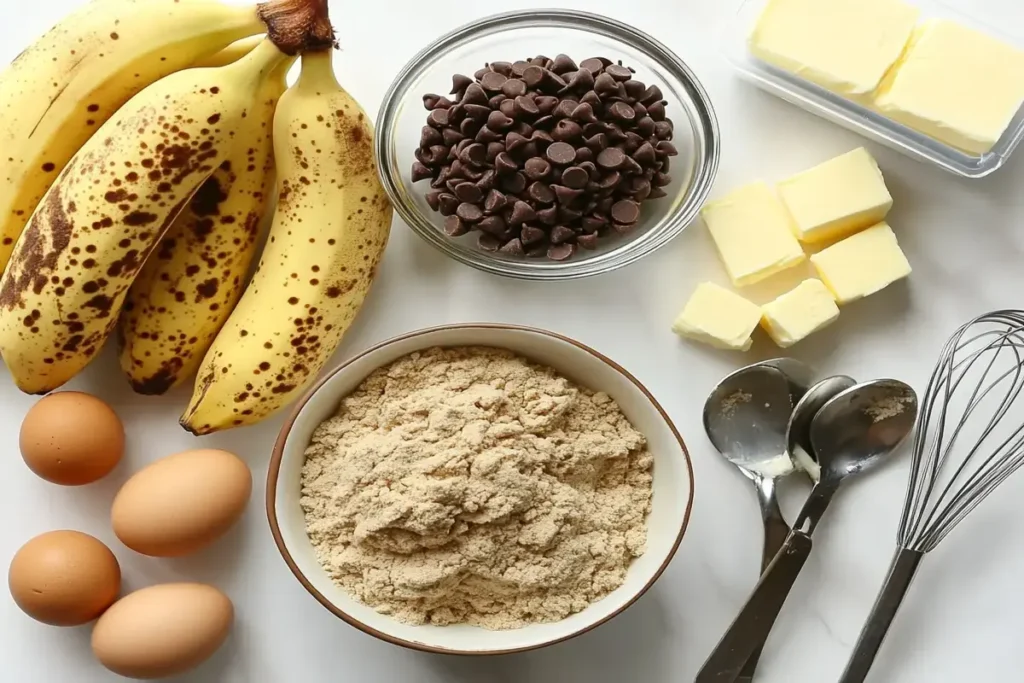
[411,162,433,182]
[575,147,594,163]
[538,70,567,93]
[648,187,667,199]
[509,200,537,226]
[554,99,578,119]
[609,101,635,122]
[427,109,449,129]
[547,243,575,261]
[580,58,605,74]
[620,156,644,175]
[438,193,459,215]
[532,130,554,146]
[425,190,443,211]
[420,126,444,147]
[460,118,480,137]
[459,143,486,166]
[483,189,507,213]
[505,131,530,155]
[551,225,576,244]
[581,216,606,233]
[512,61,530,77]
[546,142,576,165]
[499,238,525,255]
[478,233,502,251]
[652,171,672,187]
[523,65,545,88]
[648,101,667,121]
[463,83,488,105]
[499,99,517,118]
[597,171,621,190]
[442,215,468,236]
[475,126,502,144]
[451,74,473,95]
[536,205,559,225]
[552,54,578,74]
[441,129,463,147]
[597,147,626,170]
[528,182,555,204]
[513,95,540,117]
[656,140,678,157]
[485,142,504,163]
[570,102,597,123]
[423,93,443,110]
[561,166,589,189]
[610,199,640,225]
[477,169,496,191]
[584,133,609,152]
[623,80,646,100]
[594,73,618,96]
[563,69,595,93]
[488,93,506,109]
[532,115,555,130]
[654,120,673,140]
[481,72,508,92]
[581,90,602,109]
[454,202,482,223]
[524,157,551,180]
[453,182,482,204]
[577,233,599,249]
[553,119,583,142]
[478,215,507,236]
[632,102,648,118]
[605,64,632,81]
[518,141,539,161]
[503,79,528,98]
[463,103,492,122]
[495,152,518,175]
[521,225,547,244]
[641,85,664,105]
[613,222,638,235]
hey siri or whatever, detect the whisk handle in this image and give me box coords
[695,530,813,683]
[838,548,924,683]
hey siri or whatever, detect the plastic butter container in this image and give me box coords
[725,0,1024,178]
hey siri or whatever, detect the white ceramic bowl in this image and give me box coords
[267,324,694,655]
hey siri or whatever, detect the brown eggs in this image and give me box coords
[8,530,121,626]
[20,391,124,486]
[112,449,251,557]
[92,583,233,679]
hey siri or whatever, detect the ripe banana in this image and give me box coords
[0,0,267,275]
[119,57,294,394]
[0,39,290,395]
[181,51,393,434]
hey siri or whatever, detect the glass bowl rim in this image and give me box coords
[375,8,722,281]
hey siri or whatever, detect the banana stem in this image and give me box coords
[298,50,340,90]
[257,0,335,55]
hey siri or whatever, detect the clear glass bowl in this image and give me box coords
[725,0,1024,179]
[375,9,721,280]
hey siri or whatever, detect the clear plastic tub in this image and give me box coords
[725,0,1024,178]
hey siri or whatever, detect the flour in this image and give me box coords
[299,346,653,629]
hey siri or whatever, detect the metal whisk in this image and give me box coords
[839,310,1024,682]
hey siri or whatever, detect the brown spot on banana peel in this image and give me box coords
[0,178,74,308]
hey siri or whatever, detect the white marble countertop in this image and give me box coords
[3,0,1024,681]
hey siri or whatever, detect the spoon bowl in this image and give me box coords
[811,379,919,483]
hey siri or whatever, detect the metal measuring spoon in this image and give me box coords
[787,376,857,482]
[703,362,809,681]
[696,379,918,683]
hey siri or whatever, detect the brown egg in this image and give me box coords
[20,391,124,486]
[9,530,121,626]
[112,449,251,557]
[92,583,233,679]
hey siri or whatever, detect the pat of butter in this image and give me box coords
[672,283,762,351]
[701,182,805,287]
[810,222,911,304]
[749,0,919,98]
[777,148,892,243]
[760,279,840,348]
[874,19,1024,155]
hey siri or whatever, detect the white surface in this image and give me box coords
[3,0,1024,681]
[273,325,692,654]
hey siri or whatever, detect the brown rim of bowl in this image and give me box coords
[266,323,695,656]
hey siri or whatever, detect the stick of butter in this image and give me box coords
[760,279,840,348]
[701,182,805,287]
[874,19,1024,155]
[672,283,762,351]
[749,0,919,98]
[777,148,892,244]
[810,222,911,304]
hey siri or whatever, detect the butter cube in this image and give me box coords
[777,148,892,243]
[810,222,911,304]
[701,182,805,287]
[672,283,762,351]
[760,280,840,348]
[749,0,919,98]
[874,19,1024,155]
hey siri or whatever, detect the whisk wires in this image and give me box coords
[899,311,1024,553]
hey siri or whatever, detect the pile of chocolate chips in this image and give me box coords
[411,55,679,261]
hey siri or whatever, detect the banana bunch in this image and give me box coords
[0,0,393,434]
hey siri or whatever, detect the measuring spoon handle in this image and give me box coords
[695,530,814,683]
